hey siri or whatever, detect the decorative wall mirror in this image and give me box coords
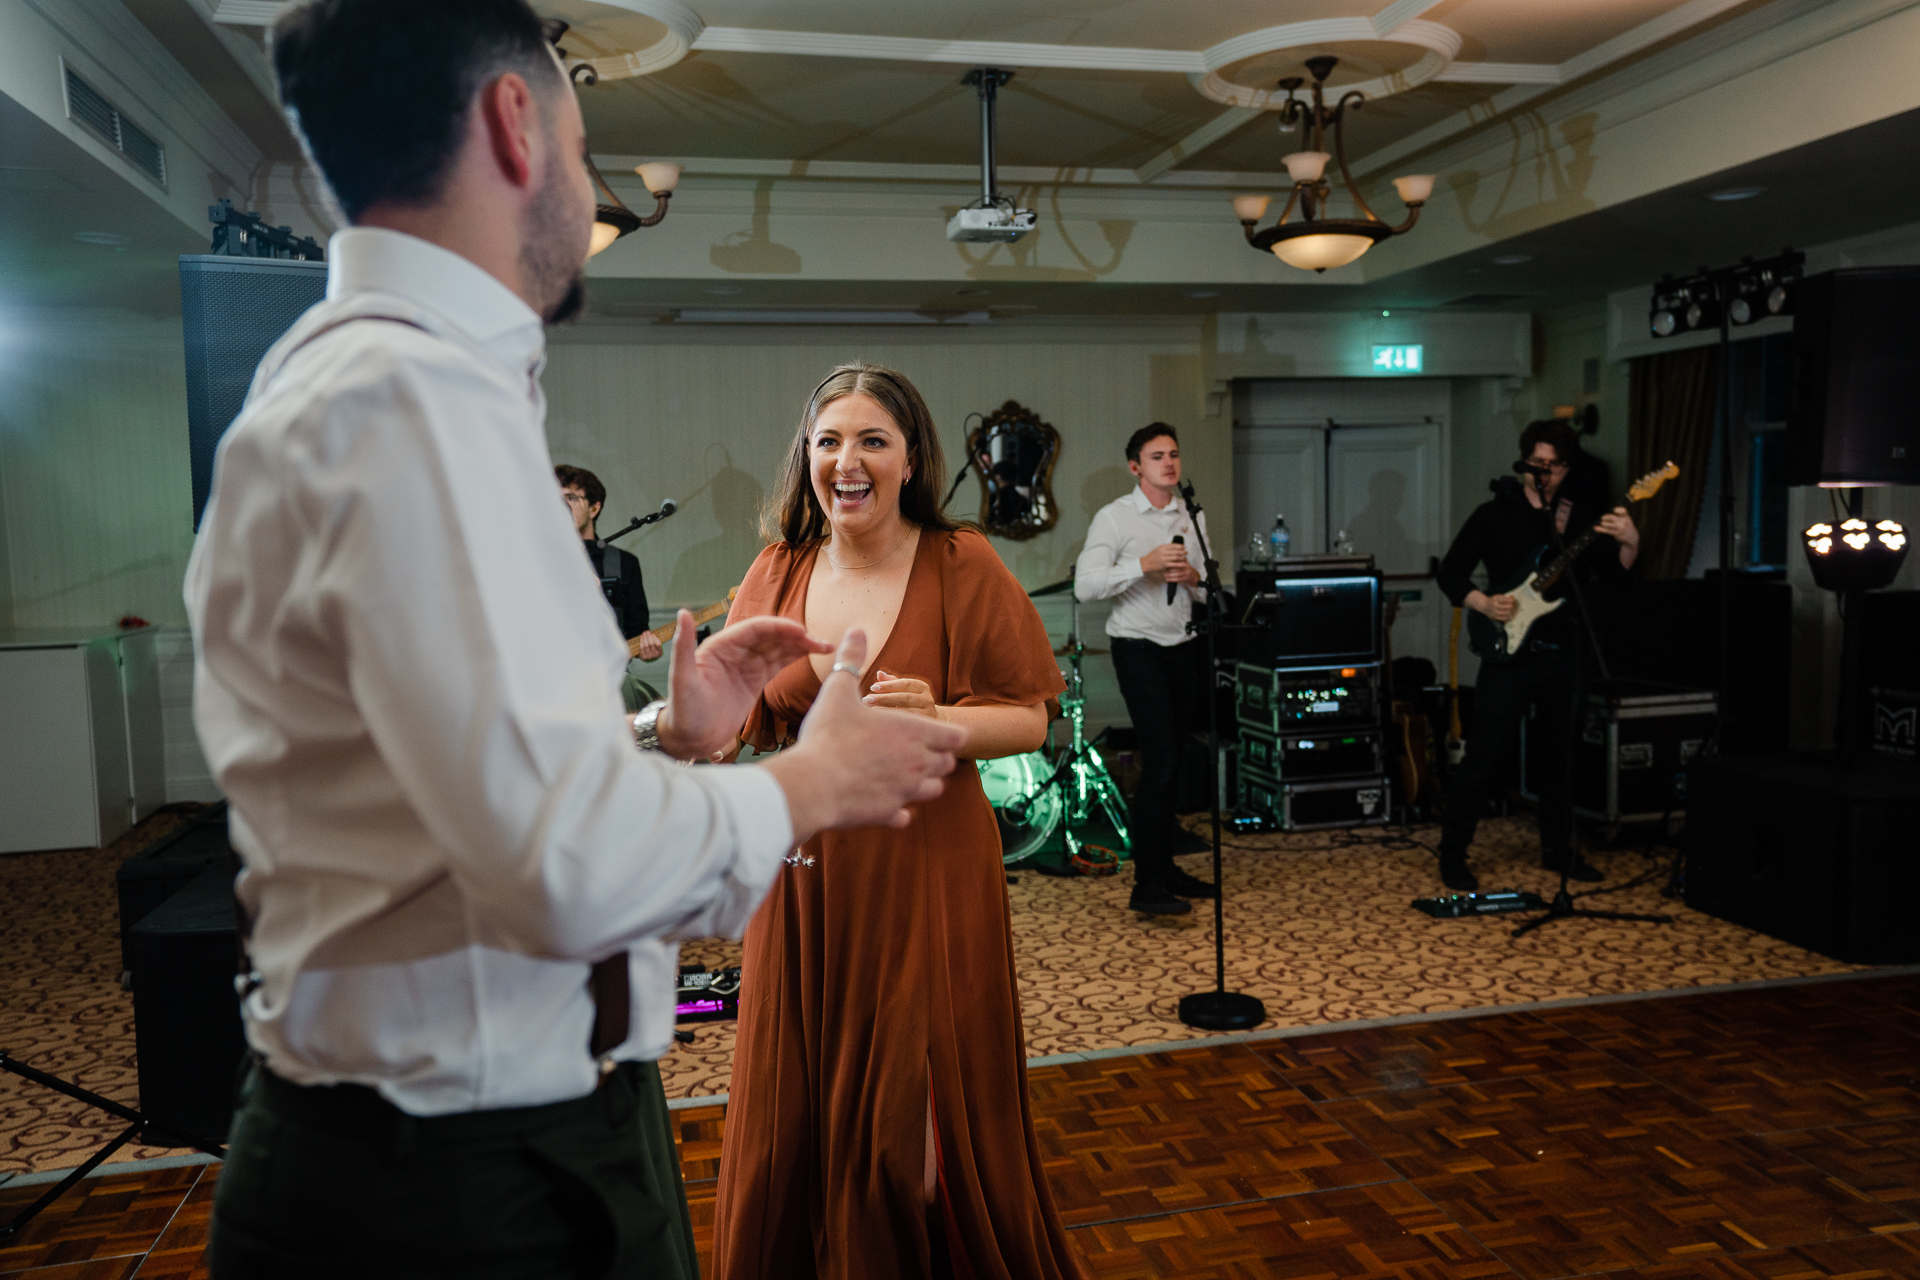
[967,400,1061,540]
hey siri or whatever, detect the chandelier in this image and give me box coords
[545,19,682,256]
[1232,56,1434,273]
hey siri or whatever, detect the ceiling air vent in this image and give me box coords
[63,65,167,187]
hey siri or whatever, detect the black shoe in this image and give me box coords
[1542,852,1604,882]
[1164,867,1220,899]
[1128,882,1193,916]
[1439,854,1479,892]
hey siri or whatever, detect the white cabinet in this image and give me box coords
[0,628,164,854]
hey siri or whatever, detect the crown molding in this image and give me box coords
[591,153,1294,191]
[690,27,1202,72]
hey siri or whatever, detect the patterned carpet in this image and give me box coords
[0,807,1863,1175]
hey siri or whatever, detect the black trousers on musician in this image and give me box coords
[209,1060,696,1280]
[1438,639,1580,862]
[1110,635,1207,886]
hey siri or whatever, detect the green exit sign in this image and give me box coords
[1371,343,1423,373]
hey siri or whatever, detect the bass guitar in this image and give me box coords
[1466,462,1678,665]
[627,587,738,660]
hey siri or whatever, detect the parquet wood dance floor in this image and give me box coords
[5,972,1915,1279]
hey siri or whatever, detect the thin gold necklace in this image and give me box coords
[826,525,913,571]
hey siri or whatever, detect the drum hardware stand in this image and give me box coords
[1011,593,1130,863]
[1174,481,1266,1032]
[1510,476,1671,940]
[0,1049,225,1238]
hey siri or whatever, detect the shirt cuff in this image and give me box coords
[1108,559,1145,593]
[692,762,792,935]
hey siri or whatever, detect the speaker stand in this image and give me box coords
[0,1049,224,1238]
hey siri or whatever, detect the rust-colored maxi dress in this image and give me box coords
[712,527,1086,1280]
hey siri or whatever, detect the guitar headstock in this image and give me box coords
[1627,461,1680,503]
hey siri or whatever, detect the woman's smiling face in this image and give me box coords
[809,393,914,536]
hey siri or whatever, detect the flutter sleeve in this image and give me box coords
[938,529,1067,714]
[728,542,800,753]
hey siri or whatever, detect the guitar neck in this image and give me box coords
[630,598,730,658]
[1534,491,1641,589]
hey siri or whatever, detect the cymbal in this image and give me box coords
[1053,642,1109,656]
[1027,577,1076,598]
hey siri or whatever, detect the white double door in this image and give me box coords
[1232,379,1454,676]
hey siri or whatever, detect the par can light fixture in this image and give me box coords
[1648,249,1802,338]
[1803,517,1908,591]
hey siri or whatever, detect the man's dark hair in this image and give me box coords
[1126,423,1179,463]
[272,0,562,222]
[1518,418,1580,464]
[555,464,605,511]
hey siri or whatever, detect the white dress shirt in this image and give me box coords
[185,228,790,1116]
[1074,486,1210,646]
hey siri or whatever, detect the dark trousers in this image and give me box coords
[1439,641,1580,861]
[1111,636,1206,885]
[210,1061,695,1280]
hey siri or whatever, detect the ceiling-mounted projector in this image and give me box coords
[946,68,1035,245]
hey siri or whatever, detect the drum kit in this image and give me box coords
[977,576,1131,866]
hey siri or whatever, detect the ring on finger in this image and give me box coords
[830,661,859,677]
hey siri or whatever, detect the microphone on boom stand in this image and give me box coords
[1168,534,1184,605]
[601,498,678,545]
[1172,479,1266,1032]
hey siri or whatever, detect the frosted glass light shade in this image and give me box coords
[1283,151,1330,183]
[636,162,683,194]
[1391,173,1436,204]
[1271,232,1375,271]
[1231,193,1272,222]
[588,219,623,257]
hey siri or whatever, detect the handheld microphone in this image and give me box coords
[1169,534,1184,604]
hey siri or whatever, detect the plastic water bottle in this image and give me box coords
[1245,530,1270,569]
[1335,529,1353,556]
[1269,515,1291,560]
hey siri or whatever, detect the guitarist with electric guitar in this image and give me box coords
[1431,419,1677,893]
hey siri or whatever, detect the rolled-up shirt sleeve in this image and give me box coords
[1075,509,1142,602]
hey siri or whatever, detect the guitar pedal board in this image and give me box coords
[1411,889,1547,918]
[675,964,741,1023]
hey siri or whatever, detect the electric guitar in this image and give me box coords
[628,587,738,660]
[1466,462,1678,665]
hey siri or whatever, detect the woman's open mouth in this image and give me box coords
[833,480,872,508]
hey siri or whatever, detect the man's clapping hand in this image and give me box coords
[655,612,827,760]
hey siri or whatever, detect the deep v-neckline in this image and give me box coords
[798,528,927,687]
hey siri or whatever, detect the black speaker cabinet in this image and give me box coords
[180,256,328,527]
[1785,267,1920,486]
[127,861,248,1146]
[115,809,231,975]
[1684,753,1920,963]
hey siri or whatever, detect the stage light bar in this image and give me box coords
[1803,516,1907,590]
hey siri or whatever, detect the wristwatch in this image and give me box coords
[631,700,669,754]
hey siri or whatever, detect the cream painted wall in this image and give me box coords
[539,320,1211,606]
[0,309,196,630]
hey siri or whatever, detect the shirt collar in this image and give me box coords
[325,227,545,376]
[1128,485,1180,516]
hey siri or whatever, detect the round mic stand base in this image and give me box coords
[1178,990,1267,1031]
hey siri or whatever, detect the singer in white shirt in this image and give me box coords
[1074,425,1219,917]
[191,3,961,1277]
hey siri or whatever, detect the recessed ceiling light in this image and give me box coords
[1491,253,1532,266]
[1707,186,1766,202]
[701,285,743,295]
[1184,289,1220,299]
[954,287,993,296]
[74,231,129,246]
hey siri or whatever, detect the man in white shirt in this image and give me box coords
[1074,425,1220,917]
[189,3,962,1276]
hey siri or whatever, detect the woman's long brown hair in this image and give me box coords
[761,361,961,547]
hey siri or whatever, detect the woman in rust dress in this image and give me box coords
[712,362,1087,1280]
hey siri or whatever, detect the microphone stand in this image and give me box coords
[1175,483,1267,1031]
[600,504,677,546]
